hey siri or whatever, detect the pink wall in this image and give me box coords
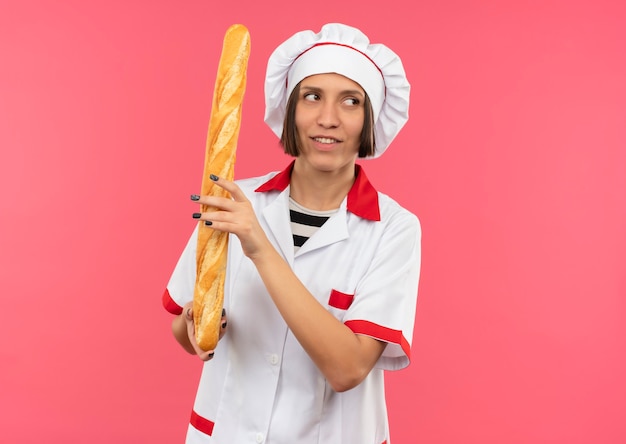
[1,1,625,442]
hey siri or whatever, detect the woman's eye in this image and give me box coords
[344,98,360,106]
[303,92,319,101]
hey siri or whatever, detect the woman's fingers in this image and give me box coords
[197,348,216,361]
[219,308,227,340]
[190,176,256,233]
[184,304,219,362]
[199,197,239,212]
[207,174,248,202]
[190,174,247,210]
[190,174,270,258]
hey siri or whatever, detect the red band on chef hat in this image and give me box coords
[264,23,410,158]
[288,43,385,122]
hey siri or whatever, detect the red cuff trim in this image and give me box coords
[190,410,214,436]
[162,289,183,315]
[329,289,354,310]
[344,320,411,360]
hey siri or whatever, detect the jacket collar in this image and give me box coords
[255,160,381,221]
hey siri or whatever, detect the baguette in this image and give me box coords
[193,24,251,352]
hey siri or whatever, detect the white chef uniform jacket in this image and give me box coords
[163,162,421,444]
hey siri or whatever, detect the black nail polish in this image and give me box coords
[222,308,226,317]
[204,221,213,226]
[190,194,200,201]
[192,213,201,219]
[221,321,227,329]
[210,174,219,181]
[208,352,214,358]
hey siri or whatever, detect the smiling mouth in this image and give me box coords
[312,137,341,144]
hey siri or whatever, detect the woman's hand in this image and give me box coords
[180,301,227,361]
[192,174,272,259]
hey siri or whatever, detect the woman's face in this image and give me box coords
[294,73,365,173]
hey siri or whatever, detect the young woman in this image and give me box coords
[163,23,421,444]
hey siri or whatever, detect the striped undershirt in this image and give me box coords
[289,197,338,252]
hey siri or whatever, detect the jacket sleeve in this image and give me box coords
[162,225,199,315]
[344,210,421,371]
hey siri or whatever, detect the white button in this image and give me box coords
[269,354,279,365]
[255,432,264,443]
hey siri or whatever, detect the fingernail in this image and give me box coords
[204,221,213,226]
[192,213,201,219]
[208,352,215,358]
[186,308,191,317]
[190,194,200,201]
[221,321,227,329]
[222,308,226,317]
[210,174,219,181]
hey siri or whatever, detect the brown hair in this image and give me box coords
[279,83,376,158]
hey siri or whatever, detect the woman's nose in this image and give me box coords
[316,102,340,128]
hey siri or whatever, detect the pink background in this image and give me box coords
[1,0,625,442]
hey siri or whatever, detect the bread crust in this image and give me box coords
[193,24,250,351]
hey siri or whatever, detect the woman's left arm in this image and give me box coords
[195,175,386,392]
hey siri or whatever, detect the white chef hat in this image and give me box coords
[264,23,410,158]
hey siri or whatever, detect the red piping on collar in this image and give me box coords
[255,161,380,221]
